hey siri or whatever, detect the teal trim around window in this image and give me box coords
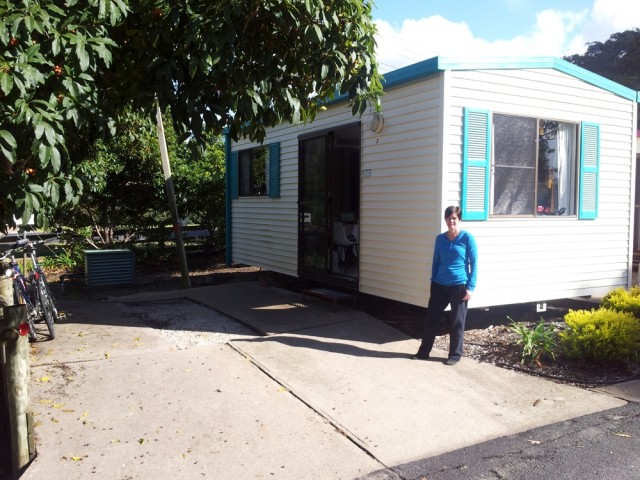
[578,122,600,220]
[268,142,281,198]
[224,133,233,265]
[462,108,491,221]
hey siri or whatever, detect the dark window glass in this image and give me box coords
[239,147,268,196]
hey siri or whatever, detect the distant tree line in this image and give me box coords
[565,28,640,127]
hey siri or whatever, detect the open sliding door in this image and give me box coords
[298,135,330,279]
[298,124,360,287]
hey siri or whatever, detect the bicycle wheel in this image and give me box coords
[36,278,56,340]
[14,280,38,342]
[41,273,59,322]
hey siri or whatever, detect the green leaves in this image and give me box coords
[0,0,382,233]
[38,144,62,172]
[0,70,14,95]
[0,130,17,163]
[0,0,127,232]
[305,24,323,43]
[508,317,558,365]
[72,33,89,71]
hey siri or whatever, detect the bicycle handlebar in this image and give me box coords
[1,239,36,258]
[1,234,58,259]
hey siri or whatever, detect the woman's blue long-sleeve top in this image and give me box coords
[431,230,478,291]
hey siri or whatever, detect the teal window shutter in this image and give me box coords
[229,150,239,200]
[268,142,281,199]
[578,122,600,219]
[462,108,491,220]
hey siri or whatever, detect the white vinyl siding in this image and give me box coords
[228,62,636,309]
[230,108,358,277]
[358,77,443,305]
[444,68,635,306]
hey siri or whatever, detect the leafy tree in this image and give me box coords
[55,109,166,245]
[55,109,226,247]
[0,0,382,232]
[170,133,227,248]
[565,29,640,129]
[0,0,127,230]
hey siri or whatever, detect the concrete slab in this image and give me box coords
[24,344,383,480]
[20,281,631,479]
[30,301,173,366]
[231,317,626,466]
[120,283,370,336]
[594,379,640,403]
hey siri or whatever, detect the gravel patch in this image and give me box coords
[127,298,259,349]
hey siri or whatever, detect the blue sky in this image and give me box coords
[372,0,640,72]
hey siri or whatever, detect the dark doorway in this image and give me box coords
[298,124,360,287]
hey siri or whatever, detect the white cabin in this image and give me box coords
[225,57,639,309]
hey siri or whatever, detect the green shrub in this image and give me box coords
[40,248,78,270]
[561,308,640,364]
[507,317,557,365]
[601,286,640,317]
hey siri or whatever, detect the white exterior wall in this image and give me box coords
[230,65,637,309]
[443,68,637,308]
[231,76,445,306]
[231,106,364,277]
[358,76,443,305]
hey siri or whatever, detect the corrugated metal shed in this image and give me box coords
[84,249,135,287]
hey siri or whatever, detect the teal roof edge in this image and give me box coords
[379,56,638,102]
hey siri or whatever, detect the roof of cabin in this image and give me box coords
[381,56,639,102]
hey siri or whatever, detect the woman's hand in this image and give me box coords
[463,289,472,301]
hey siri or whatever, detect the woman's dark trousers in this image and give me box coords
[416,282,468,360]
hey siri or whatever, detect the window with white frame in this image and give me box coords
[492,114,577,216]
[461,108,599,221]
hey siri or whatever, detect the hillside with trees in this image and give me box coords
[564,28,640,127]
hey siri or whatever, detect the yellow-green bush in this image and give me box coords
[561,308,640,364]
[601,286,640,317]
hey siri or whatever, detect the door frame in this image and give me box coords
[297,123,361,288]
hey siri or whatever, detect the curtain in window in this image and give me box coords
[556,122,576,213]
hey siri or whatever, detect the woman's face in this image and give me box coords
[446,214,460,230]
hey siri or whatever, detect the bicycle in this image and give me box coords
[1,235,59,341]
[2,246,39,341]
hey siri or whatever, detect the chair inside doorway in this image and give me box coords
[331,219,358,275]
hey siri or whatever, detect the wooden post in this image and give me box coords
[156,102,191,289]
[1,305,34,476]
[0,272,11,311]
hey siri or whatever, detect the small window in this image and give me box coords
[492,114,577,216]
[239,147,268,196]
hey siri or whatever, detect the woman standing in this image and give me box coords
[413,206,478,365]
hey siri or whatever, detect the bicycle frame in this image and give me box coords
[2,252,38,341]
[2,234,59,341]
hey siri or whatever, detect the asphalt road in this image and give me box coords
[379,402,640,480]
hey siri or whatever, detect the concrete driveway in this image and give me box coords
[20,281,637,479]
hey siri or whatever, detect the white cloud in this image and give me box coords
[373,4,618,73]
[584,0,640,42]
[374,16,475,72]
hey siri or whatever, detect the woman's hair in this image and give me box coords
[444,206,462,220]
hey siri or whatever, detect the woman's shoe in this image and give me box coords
[411,353,429,360]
